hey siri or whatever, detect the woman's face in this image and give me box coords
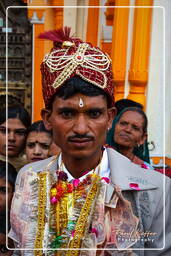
[0,118,27,157]
[114,111,147,149]
[26,131,52,162]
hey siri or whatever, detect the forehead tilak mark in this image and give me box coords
[79,98,84,108]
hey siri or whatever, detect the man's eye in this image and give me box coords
[15,129,27,136]
[0,186,6,194]
[88,110,102,118]
[0,127,6,134]
[60,111,75,118]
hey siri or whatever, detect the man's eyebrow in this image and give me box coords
[15,128,27,131]
[87,107,105,111]
[57,107,106,112]
[58,107,76,111]
[0,126,26,130]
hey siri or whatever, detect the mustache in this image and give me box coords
[68,134,94,140]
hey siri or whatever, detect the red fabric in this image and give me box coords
[154,167,171,178]
[40,28,114,108]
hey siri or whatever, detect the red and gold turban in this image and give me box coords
[39,27,114,108]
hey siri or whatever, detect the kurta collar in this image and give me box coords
[41,148,162,191]
[107,147,161,191]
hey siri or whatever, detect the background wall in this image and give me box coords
[146,0,171,162]
[146,5,164,158]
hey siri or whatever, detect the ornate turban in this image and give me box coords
[39,27,114,108]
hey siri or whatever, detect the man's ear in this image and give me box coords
[41,108,53,131]
[107,107,117,129]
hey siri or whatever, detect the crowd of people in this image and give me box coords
[0,106,62,255]
[0,27,170,255]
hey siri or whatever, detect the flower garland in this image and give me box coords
[66,173,100,256]
[49,165,107,255]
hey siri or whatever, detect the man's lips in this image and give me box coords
[69,138,93,143]
[68,137,93,147]
[7,145,16,150]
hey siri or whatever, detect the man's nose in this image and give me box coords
[33,144,42,155]
[73,114,89,135]
[8,131,15,141]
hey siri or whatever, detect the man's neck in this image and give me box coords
[61,151,103,179]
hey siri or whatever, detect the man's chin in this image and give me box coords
[7,152,19,158]
[65,148,98,160]
[0,152,17,158]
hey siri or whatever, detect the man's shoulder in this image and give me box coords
[106,147,170,190]
[20,156,55,171]
[17,156,58,181]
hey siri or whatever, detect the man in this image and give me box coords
[9,27,171,255]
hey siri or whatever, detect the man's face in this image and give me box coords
[48,141,61,157]
[0,118,27,157]
[42,93,115,161]
[0,178,13,212]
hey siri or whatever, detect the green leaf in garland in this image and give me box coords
[50,235,63,248]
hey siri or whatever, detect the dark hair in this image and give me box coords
[0,105,31,128]
[117,107,148,133]
[27,120,52,136]
[0,160,17,192]
[115,99,143,115]
[49,76,110,108]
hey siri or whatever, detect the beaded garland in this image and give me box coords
[34,172,48,256]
